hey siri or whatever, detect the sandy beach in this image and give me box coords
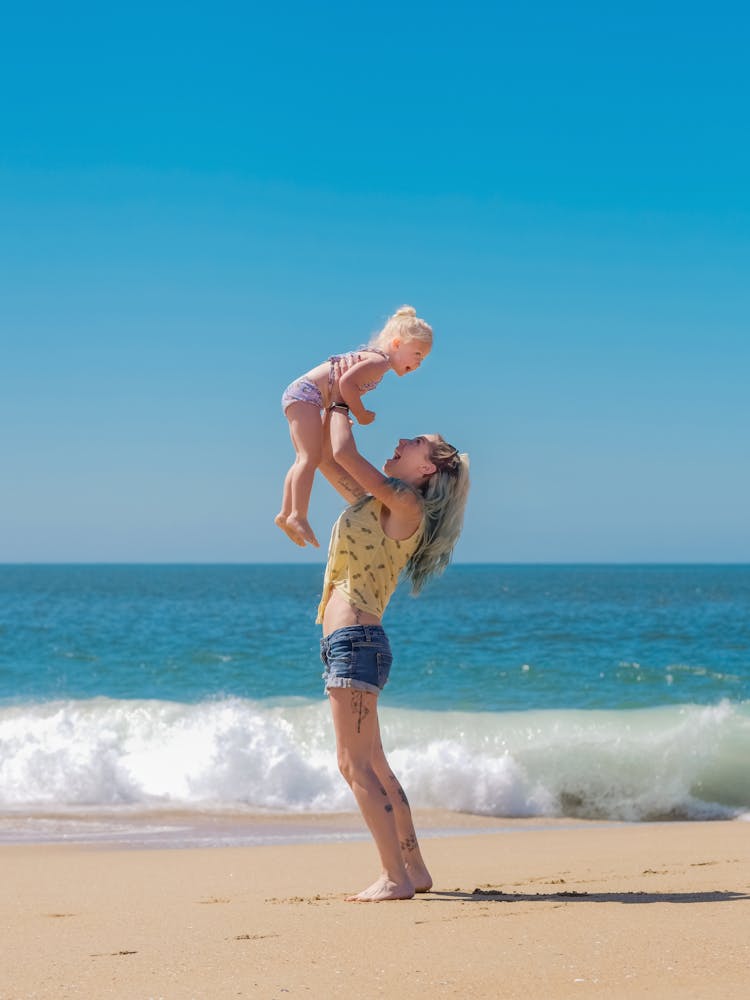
[1,815,748,999]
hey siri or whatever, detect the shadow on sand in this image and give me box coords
[425,888,750,905]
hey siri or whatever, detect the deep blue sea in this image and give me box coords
[1,564,749,835]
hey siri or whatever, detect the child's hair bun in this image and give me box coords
[370,304,433,349]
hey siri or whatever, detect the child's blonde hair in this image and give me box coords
[370,305,433,353]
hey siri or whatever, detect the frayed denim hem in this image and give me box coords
[324,676,382,696]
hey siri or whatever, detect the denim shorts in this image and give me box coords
[320,625,393,695]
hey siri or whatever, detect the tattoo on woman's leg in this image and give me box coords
[389,775,409,806]
[400,833,418,853]
[351,691,369,734]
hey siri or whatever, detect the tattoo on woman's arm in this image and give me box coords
[337,472,365,498]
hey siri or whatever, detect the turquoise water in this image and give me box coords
[1,564,748,823]
[2,564,748,709]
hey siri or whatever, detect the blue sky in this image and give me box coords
[1,1,748,563]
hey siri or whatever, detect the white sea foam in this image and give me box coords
[1,697,748,821]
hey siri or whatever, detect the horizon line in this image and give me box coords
[2,561,749,569]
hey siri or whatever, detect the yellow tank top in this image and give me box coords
[316,497,423,624]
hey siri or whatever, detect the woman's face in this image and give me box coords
[383,434,439,483]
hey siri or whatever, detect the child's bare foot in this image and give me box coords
[287,515,319,548]
[346,875,414,902]
[405,861,432,893]
[275,513,305,547]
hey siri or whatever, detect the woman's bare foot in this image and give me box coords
[346,875,415,902]
[286,514,319,548]
[405,861,432,893]
[274,513,306,546]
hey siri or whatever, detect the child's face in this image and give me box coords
[390,338,430,377]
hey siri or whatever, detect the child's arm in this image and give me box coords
[337,357,391,425]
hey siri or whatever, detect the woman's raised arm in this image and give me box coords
[318,410,368,504]
[327,407,423,526]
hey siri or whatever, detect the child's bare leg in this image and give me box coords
[275,465,304,546]
[283,402,323,547]
[372,719,432,892]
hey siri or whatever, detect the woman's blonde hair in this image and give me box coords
[406,436,470,594]
[370,305,433,352]
[350,434,468,593]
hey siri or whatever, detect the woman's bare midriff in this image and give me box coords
[321,587,382,635]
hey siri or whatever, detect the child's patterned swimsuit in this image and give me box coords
[281,347,390,413]
[280,378,324,412]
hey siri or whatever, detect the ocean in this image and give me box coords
[1,564,748,843]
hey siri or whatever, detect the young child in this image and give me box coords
[276,305,433,547]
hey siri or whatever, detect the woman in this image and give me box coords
[317,400,469,901]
